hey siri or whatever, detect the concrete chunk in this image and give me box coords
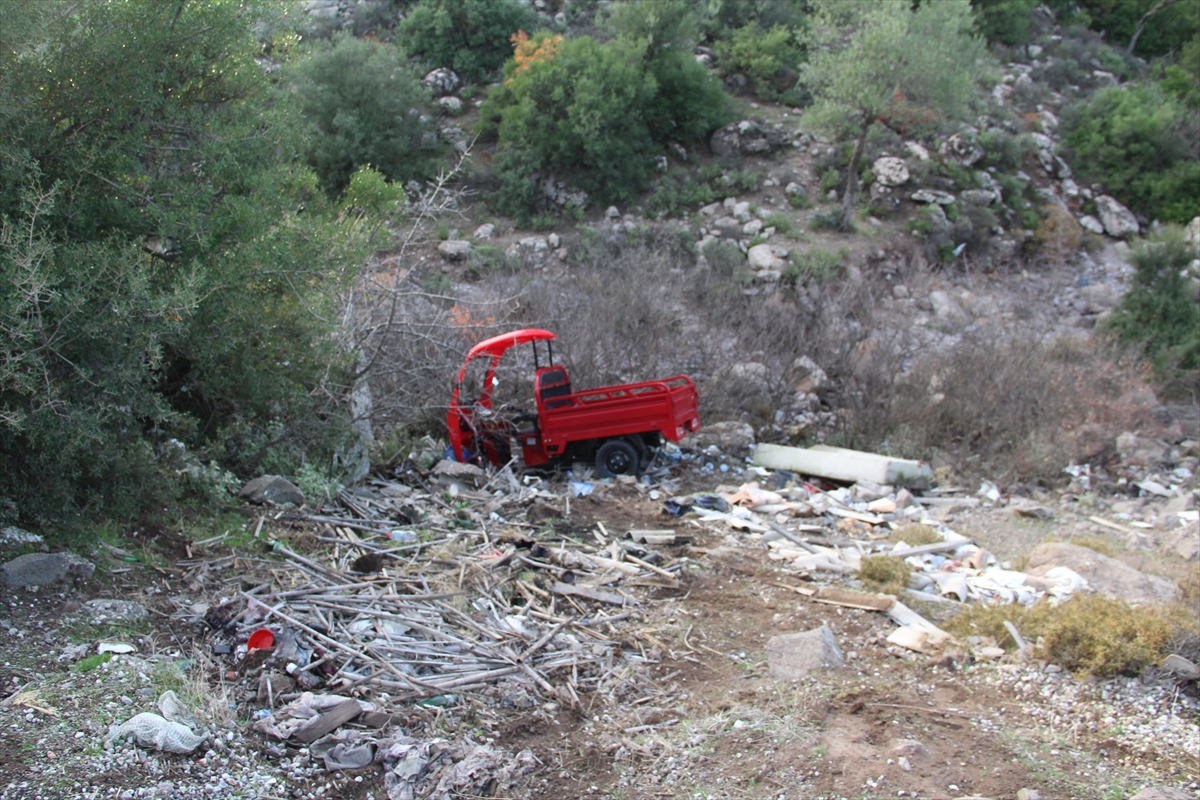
[766,625,844,680]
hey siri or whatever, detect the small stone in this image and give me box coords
[872,157,910,187]
[606,206,620,219]
[1017,789,1041,800]
[473,223,495,240]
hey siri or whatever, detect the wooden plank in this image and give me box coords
[552,582,637,606]
[887,539,975,558]
[813,586,895,611]
[292,699,363,743]
[358,711,407,729]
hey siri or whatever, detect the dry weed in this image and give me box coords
[858,555,912,596]
[888,524,943,546]
[945,594,1172,677]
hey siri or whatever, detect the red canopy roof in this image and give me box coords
[466,328,556,359]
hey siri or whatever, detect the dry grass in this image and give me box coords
[858,555,912,596]
[887,524,943,546]
[944,594,1173,677]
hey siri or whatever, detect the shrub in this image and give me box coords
[970,0,1039,46]
[1105,228,1200,382]
[944,594,1171,677]
[1062,82,1200,223]
[889,524,943,546]
[810,208,846,231]
[714,21,802,99]
[397,0,536,83]
[858,555,912,596]
[0,0,370,528]
[763,212,799,237]
[287,34,441,194]
[484,32,730,221]
[791,247,843,281]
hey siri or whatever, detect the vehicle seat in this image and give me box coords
[537,367,573,410]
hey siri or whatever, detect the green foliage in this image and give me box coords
[342,166,407,219]
[398,0,536,83]
[715,22,802,99]
[790,247,844,280]
[0,0,369,528]
[484,32,731,221]
[1161,32,1200,109]
[970,0,1039,46]
[804,0,991,142]
[763,212,799,237]
[1063,82,1200,224]
[701,240,744,277]
[1070,0,1200,60]
[286,34,440,194]
[695,0,810,40]
[809,208,846,231]
[1106,229,1200,379]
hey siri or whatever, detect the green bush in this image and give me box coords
[287,34,441,194]
[398,0,535,83]
[790,247,844,281]
[970,0,1039,46]
[1063,82,1200,224]
[1106,228,1200,381]
[715,21,802,99]
[0,0,369,528]
[484,32,730,221]
[763,211,799,237]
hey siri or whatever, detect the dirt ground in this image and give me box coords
[1,477,1195,800]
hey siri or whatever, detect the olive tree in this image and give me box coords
[803,0,992,229]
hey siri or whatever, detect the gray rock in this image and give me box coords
[767,625,844,680]
[784,182,805,197]
[710,120,790,157]
[238,475,305,507]
[872,157,909,187]
[421,68,461,97]
[747,243,786,271]
[728,361,770,393]
[1095,195,1139,238]
[695,422,755,458]
[0,551,94,587]
[1025,542,1177,605]
[1079,214,1105,234]
[792,355,829,394]
[959,189,998,206]
[911,189,956,205]
[473,223,495,240]
[437,240,473,262]
[1130,789,1193,800]
[1080,283,1120,310]
[938,133,984,167]
[928,290,967,325]
[437,96,462,115]
[0,526,46,553]
[743,219,764,236]
[904,141,930,161]
[84,598,148,622]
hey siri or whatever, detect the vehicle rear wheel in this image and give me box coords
[595,439,639,478]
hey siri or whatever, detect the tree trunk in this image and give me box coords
[840,124,870,232]
[1127,0,1177,56]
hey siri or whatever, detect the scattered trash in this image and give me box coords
[247,629,275,651]
[97,642,137,655]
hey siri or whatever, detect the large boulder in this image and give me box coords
[911,189,956,205]
[872,157,909,187]
[239,475,305,507]
[1185,216,1200,252]
[1,551,94,587]
[1024,542,1176,605]
[421,68,461,97]
[437,240,473,262]
[938,133,984,167]
[710,120,790,157]
[1095,195,1139,239]
[767,626,845,680]
[747,244,787,271]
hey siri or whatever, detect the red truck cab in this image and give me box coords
[448,329,700,476]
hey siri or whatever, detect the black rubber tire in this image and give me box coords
[595,439,639,478]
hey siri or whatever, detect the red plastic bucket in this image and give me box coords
[247,629,275,651]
